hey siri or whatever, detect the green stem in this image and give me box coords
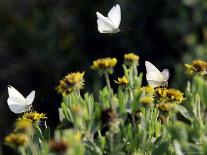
[129,66,134,87]
[104,72,114,109]
[28,140,38,155]
[133,63,138,77]
[109,132,113,154]
[19,147,26,155]
[104,72,111,91]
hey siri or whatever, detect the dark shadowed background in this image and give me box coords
[0,0,207,154]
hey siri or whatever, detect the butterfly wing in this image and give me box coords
[8,85,26,102]
[7,97,31,113]
[7,86,33,113]
[107,4,121,29]
[96,12,115,33]
[161,69,170,81]
[145,61,165,87]
[26,91,35,105]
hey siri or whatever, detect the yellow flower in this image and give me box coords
[22,111,47,122]
[56,72,85,95]
[157,103,175,112]
[154,88,168,98]
[65,72,85,85]
[166,88,185,104]
[140,96,154,105]
[15,119,33,134]
[154,88,184,104]
[140,86,154,95]
[124,53,139,62]
[91,57,117,70]
[56,79,72,96]
[185,59,207,76]
[185,64,194,75]
[4,133,29,148]
[114,76,129,86]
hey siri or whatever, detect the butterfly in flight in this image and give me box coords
[96,4,121,33]
[7,85,35,113]
[145,61,169,88]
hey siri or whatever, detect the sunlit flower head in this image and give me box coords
[140,85,154,95]
[124,53,139,65]
[185,59,207,76]
[157,103,175,112]
[22,111,47,122]
[56,72,85,95]
[166,88,185,104]
[140,96,154,105]
[15,119,33,134]
[65,72,85,85]
[154,88,168,98]
[154,88,184,104]
[114,76,129,86]
[56,79,72,96]
[49,139,68,154]
[4,133,29,148]
[91,57,117,70]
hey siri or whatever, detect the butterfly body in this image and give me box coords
[96,4,121,34]
[145,61,169,88]
[7,85,35,113]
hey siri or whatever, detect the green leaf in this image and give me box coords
[61,102,71,122]
[194,76,207,105]
[175,105,192,121]
[43,127,50,142]
[152,141,169,155]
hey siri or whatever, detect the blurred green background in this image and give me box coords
[0,0,207,154]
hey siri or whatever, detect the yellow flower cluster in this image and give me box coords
[22,111,47,122]
[66,72,85,84]
[91,57,117,70]
[4,112,46,149]
[154,88,168,98]
[185,59,207,76]
[167,88,185,103]
[114,76,129,86]
[4,133,29,148]
[140,85,154,95]
[15,119,33,134]
[139,86,155,106]
[157,103,175,112]
[56,72,85,96]
[124,53,139,62]
[154,88,184,104]
[140,96,154,105]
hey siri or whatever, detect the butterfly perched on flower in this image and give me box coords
[7,86,35,113]
[145,61,169,88]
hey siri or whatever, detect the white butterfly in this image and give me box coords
[145,61,169,88]
[7,85,35,113]
[96,4,121,33]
